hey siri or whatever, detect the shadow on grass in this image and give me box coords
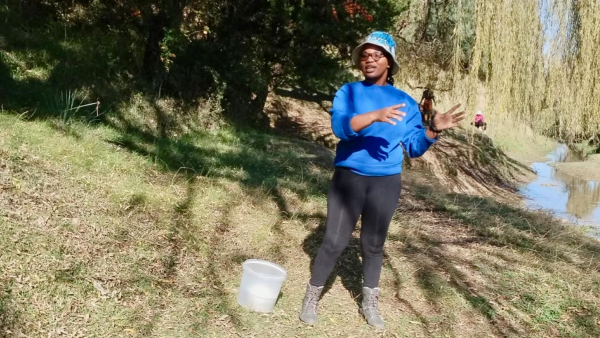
[302,221,364,308]
[162,175,197,279]
[202,195,245,330]
[408,129,532,196]
[0,283,17,338]
[266,96,337,149]
[104,112,337,328]
[108,116,333,210]
[384,180,600,337]
[0,18,138,122]
[397,242,519,337]
[412,184,600,265]
[273,88,333,114]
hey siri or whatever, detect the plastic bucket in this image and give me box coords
[237,259,287,313]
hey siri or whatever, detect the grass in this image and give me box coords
[2,112,600,337]
[0,8,142,126]
[552,154,600,181]
[0,8,599,337]
[479,117,557,165]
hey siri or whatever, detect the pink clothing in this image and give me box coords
[475,114,484,123]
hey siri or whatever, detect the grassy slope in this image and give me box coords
[2,113,600,338]
[481,119,557,166]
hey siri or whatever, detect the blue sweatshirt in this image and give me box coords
[330,81,437,176]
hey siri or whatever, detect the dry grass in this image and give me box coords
[1,112,600,337]
[480,118,557,165]
[553,154,600,181]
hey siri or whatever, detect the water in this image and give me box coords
[520,144,600,237]
[546,143,584,163]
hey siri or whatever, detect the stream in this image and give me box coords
[520,144,600,238]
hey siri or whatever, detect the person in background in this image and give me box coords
[474,111,487,132]
[299,31,465,329]
[419,88,437,126]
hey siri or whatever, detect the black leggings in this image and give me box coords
[310,167,402,288]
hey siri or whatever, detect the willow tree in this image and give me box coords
[452,0,600,144]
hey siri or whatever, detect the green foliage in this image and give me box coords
[54,89,99,126]
[465,294,496,319]
[0,0,402,127]
[170,0,401,126]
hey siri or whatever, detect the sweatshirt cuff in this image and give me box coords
[343,114,359,138]
[423,128,438,142]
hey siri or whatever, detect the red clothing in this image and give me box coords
[422,98,433,111]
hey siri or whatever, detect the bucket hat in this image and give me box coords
[351,31,400,75]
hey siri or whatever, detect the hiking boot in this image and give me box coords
[299,283,324,325]
[360,286,385,329]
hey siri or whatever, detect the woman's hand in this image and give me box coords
[350,104,406,132]
[431,104,466,132]
[370,104,406,125]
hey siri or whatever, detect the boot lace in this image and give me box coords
[305,289,320,310]
[367,294,380,315]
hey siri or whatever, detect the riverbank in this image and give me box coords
[512,140,600,230]
[484,119,557,166]
[2,111,600,337]
[553,154,600,181]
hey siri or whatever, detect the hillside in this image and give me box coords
[2,110,600,337]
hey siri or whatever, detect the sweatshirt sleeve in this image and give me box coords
[401,101,437,158]
[330,85,359,141]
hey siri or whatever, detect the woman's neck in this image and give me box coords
[364,72,388,86]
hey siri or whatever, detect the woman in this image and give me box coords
[299,32,465,329]
[474,111,487,131]
[419,88,438,125]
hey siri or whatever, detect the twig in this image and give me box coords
[65,101,100,111]
[94,99,100,116]
[170,166,199,186]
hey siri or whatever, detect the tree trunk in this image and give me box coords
[143,13,166,83]
[251,82,271,129]
[420,0,435,42]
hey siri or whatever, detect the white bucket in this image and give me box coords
[237,259,287,313]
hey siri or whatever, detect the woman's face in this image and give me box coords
[359,44,390,82]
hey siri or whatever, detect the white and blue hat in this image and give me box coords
[351,31,400,75]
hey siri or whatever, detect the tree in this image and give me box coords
[173,0,401,126]
[4,0,402,127]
